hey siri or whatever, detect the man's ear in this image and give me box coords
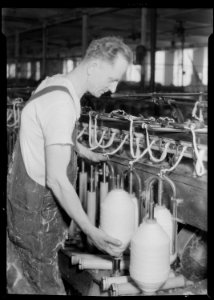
[87,60,99,76]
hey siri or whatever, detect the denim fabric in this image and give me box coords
[7,86,78,294]
[7,134,77,294]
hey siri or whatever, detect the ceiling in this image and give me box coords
[2,7,213,60]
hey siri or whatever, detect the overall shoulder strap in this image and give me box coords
[29,85,72,101]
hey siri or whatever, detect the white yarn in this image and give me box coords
[7,102,21,128]
[190,126,206,176]
[88,113,117,150]
[129,139,156,165]
[79,172,88,210]
[145,124,171,163]
[90,129,107,150]
[129,117,138,159]
[87,191,97,226]
[100,182,109,204]
[144,203,176,264]
[77,126,86,139]
[192,100,204,122]
[89,114,107,150]
[160,144,187,174]
[130,220,170,294]
[195,148,206,176]
[96,132,117,149]
[154,205,174,260]
[100,189,136,252]
[135,136,141,158]
[131,195,139,230]
[7,109,13,122]
[104,134,129,156]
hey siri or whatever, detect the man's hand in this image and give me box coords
[87,227,123,257]
[76,142,107,162]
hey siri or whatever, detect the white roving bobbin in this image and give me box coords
[130,219,170,294]
[87,191,97,226]
[79,172,87,210]
[154,205,176,264]
[100,182,109,204]
[131,195,139,231]
[100,189,136,252]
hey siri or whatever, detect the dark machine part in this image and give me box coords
[178,226,207,282]
[112,257,122,277]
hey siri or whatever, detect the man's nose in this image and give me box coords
[109,82,118,93]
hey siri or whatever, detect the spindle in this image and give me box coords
[87,165,96,226]
[100,162,109,204]
[79,159,88,211]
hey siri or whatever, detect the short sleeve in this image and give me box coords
[38,92,76,146]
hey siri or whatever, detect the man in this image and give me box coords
[7,36,133,294]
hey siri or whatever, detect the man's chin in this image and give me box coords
[95,91,103,98]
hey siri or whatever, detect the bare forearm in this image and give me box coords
[76,141,107,162]
[76,142,91,159]
[76,141,86,155]
[45,144,122,257]
[48,178,94,236]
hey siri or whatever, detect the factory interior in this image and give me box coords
[3,7,211,296]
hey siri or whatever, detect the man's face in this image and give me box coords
[87,54,129,97]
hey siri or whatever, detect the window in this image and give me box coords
[7,64,9,78]
[145,53,151,83]
[202,47,208,85]
[8,63,16,78]
[173,48,193,86]
[27,62,31,78]
[67,59,74,72]
[155,51,165,85]
[126,64,141,82]
[35,61,41,81]
[63,59,74,73]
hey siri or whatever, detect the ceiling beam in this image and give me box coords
[5,8,124,37]
[157,8,201,18]
[2,15,37,24]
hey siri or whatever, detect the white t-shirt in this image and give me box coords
[20,74,81,187]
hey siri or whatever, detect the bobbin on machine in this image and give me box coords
[57,92,207,296]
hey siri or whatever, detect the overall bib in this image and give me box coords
[7,86,78,294]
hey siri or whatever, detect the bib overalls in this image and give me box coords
[7,86,78,294]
